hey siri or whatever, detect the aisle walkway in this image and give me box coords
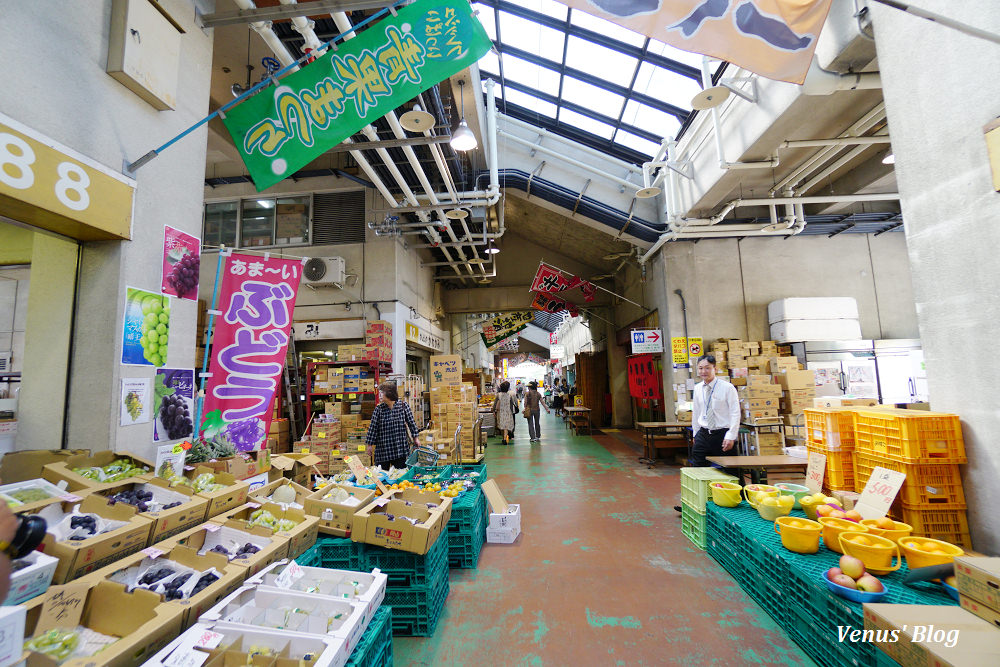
[395,411,815,666]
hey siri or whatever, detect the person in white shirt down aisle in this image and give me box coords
[675,354,741,513]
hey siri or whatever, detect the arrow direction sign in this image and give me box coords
[631,329,664,353]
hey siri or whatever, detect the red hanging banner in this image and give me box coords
[627,354,663,400]
[200,252,302,450]
[531,291,579,317]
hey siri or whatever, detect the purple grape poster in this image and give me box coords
[161,225,200,301]
[154,368,194,442]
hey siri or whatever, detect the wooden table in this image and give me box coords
[564,407,592,435]
[706,455,808,485]
[635,421,692,467]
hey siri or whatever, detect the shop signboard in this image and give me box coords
[631,329,663,354]
[480,311,532,349]
[200,253,303,449]
[429,354,461,386]
[405,321,444,351]
[221,0,492,191]
[161,225,200,301]
[627,354,663,400]
[550,345,565,360]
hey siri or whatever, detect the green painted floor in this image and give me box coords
[394,411,817,666]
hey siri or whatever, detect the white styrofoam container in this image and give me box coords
[201,585,369,655]
[145,622,346,667]
[3,551,59,606]
[487,503,521,532]
[0,606,26,666]
[246,561,386,627]
[0,478,66,508]
[486,525,521,544]
[770,319,862,343]
[767,297,859,324]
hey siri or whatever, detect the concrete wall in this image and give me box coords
[871,0,1000,552]
[3,1,214,458]
[657,233,917,344]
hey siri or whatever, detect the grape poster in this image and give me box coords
[121,287,171,367]
[154,368,194,442]
[161,225,200,301]
[120,377,152,426]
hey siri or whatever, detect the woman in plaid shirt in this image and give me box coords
[365,382,420,469]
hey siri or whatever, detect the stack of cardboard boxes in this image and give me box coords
[773,368,817,447]
[427,354,481,463]
[365,319,393,364]
[292,414,346,475]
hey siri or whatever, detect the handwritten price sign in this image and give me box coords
[856,466,906,519]
[805,452,826,494]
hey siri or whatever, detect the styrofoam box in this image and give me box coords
[486,525,521,544]
[0,478,66,507]
[488,503,521,532]
[769,318,862,343]
[202,585,369,655]
[145,622,346,667]
[3,551,59,606]
[246,561,387,628]
[767,297,859,324]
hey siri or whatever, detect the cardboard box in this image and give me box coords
[199,449,272,481]
[305,483,376,536]
[812,396,880,408]
[0,449,90,485]
[351,498,446,554]
[483,479,521,543]
[21,581,184,667]
[250,478,314,509]
[743,408,779,420]
[183,466,250,518]
[863,603,1000,666]
[785,388,817,400]
[3,550,59,606]
[77,544,245,630]
[955,557,1000,612]
[0,478,72,515]
[42,451,155,490]
[768,357,800,374]
[960,595,1000,628]
[784,413,808,427]
[35,494,153,583]
[747,374,774,387]
[152,521,289,577]
[430,354,462,386]
[211,502,320,560]
[745,397,780,410]
[86,478,210,544]
[773,369,817,391]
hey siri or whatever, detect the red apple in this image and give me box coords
[839,554,866,579]
[827,567,843,580]
[856,574,884,593]
[833,574,858,589]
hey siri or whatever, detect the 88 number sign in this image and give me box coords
[1,132,91,211]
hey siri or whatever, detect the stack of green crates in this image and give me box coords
[345,606,393,667]
[679,467,738,549]
[447,487,487,568]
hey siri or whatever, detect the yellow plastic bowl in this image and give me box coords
[860,519,913,544]
[839,531,901,575]
[743,484,780,509]
[819,517,869,554]
[774,516,822,554]
[757,499,794,522]
[800,496,825,521]
[899,536,965,570]
[710,481,743,508]
[774,483,811,509]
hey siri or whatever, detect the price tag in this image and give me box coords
[275,559,306,588]
[204,523,221,532]
[60,494,82,503]
[856,466,906,519]
[172,444,184,454]
[357,445,367,452]
[164,650,210,667]
[36,582,90,633]
[301,447,310,454]
[141,547,164,559]
[317,431,326,439]
[805,452,826,494]
[193,630,225,649]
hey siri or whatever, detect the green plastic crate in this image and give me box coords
[299,536,364,571]
[875,649,900,667]
[399,464,452,484]
[345,606,393,667]
[360,530,449,588]
[384,566,450,637]
[680,467,738,513]
[680,501,707,549]
[439,463,487,487]
[448,488,487,534]
[448,509,486,569]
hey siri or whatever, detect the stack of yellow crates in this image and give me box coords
[804,407,858,493]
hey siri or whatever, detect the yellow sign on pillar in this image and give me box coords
[0,113,134,241]
[671,337,689,365]
[688,337,704,359]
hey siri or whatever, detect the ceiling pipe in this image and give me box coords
[276,0,322,51]
[800,56,882,96]
[499,130,643,192]
[796,134,889,194]
[232,0,299,69]
[782,136,891,148]
[701,56,778,171]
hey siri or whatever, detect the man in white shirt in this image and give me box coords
[690,354,741,466]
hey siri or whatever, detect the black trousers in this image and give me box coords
[378,455,408,470]
[690,428,729,467]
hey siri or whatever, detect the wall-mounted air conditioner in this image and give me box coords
[303,257,346,287]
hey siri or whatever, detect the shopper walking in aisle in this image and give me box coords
[515,379,525,401]
[560,379,570,416]
[365,382,420,470]
[493,380,518,445]
[523,380,549,443]
[551,380,564,416]
[675,355,740,511]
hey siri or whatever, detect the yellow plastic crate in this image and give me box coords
[804,408,857,451]
[896,505,971,549]
[853,452,967,508]
[852,409,965,463]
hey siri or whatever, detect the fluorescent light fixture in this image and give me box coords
[484,245,500,254]
[882,153,895,165]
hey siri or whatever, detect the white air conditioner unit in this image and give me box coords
[303,256,346,287]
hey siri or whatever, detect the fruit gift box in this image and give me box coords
[210,501,320,560]
[0,478,71,514]
[32,494,153,584]
[249,478,314,510]
[174,465,250,519]
[303,483,376,537]
[20,580,185,667]
[153,520,289,578]
[42,451,154,490]
[76,544,246,630]
[85,478,210,544]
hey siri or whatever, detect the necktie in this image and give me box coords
[704,382,716,429]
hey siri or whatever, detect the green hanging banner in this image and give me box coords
[221,0,492,192]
